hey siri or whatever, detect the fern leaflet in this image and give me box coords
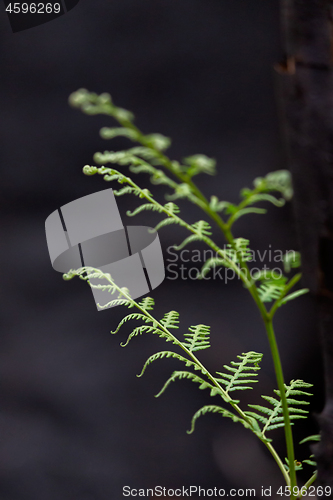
[155,371,222,399]
[215,351,262,399]
[160,311,180,329]
[187,405,251,434]
[246,380,313,436]
[137,351,205,378]
[183,325,211,352]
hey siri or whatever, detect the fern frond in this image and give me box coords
[198,239,252,278]
[155,371,220,398]
[126,202,162,217]
[69,89,134,122]
[163,202,181,214]
[111,313,153,335]
[144,133,171,151]
[192,220,212,236]
[240,191,286,208]
[302,458,317,467]
[120,325,161,347]
[280,289,309,305]
[114,186,143,197]
[215,351,262,395]
[199,257,226,278]
[183,325,211,352]
[160,311,180,329]
[225,238,253,264]
[138,297,155,311]
[121,324,176,348]
[257,282,285,302]
[153,217,185,232]
[224,170,293,228]
[165,183,193,201]
[253,170,293,200]
[97,298,133,309]
[173,234,203,251]
[187,405,251,434]
[228,207,267,225]
[246,380,313,436]
[99,126,139,141]
[283,250,301,273]
[137,351,204,378]
[182,154,216,177]
[173,220,213,251]
[299,434,320,445]
[209,196,233,213]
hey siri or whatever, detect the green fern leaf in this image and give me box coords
[247,380,313,436]
[225,238,253,264]
[187,405,251,434]
[137,351,205,378]
[302,459,317,467]
[126,203,162,217]
[191,220,212,236]
[155,371,225,400]
[121,325,162,347]
[280,289,309,305]
[97,298,133,309]
[283,250,301,273]
[160,311,180,329]
[215,351,262,395]
[154,217,186,232]
[173,220,212,251]
[99,126,139,141]
[144,133,171,151]
[163,202,181,214]
[114,186,141,197]
[182,154,216,177]
[240,191,286,208]
[111,313,153,335]
[183,325,211,352]
[209,196,233,213]
[199,257,226,278]
[253,170,293,201]
[228,207,267,225]
[138,297,155,311]
[173,234,204,251]
[299,434,320,445]
[165,183,193,201]
[257,282,285,303]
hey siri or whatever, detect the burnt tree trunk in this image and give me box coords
[277,0,333,486]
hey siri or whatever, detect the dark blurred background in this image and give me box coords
[0,1,323,498]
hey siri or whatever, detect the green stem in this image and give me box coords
[264,319,297,495]
[265,441,291,486]
[297,472,317,499]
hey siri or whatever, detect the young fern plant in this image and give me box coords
[66,89,318,499]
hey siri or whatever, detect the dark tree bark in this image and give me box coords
[277,0,333,487]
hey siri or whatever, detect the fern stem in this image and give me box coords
[297,472,317,499]
[264,319,297,495]
[264,441,291,486]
